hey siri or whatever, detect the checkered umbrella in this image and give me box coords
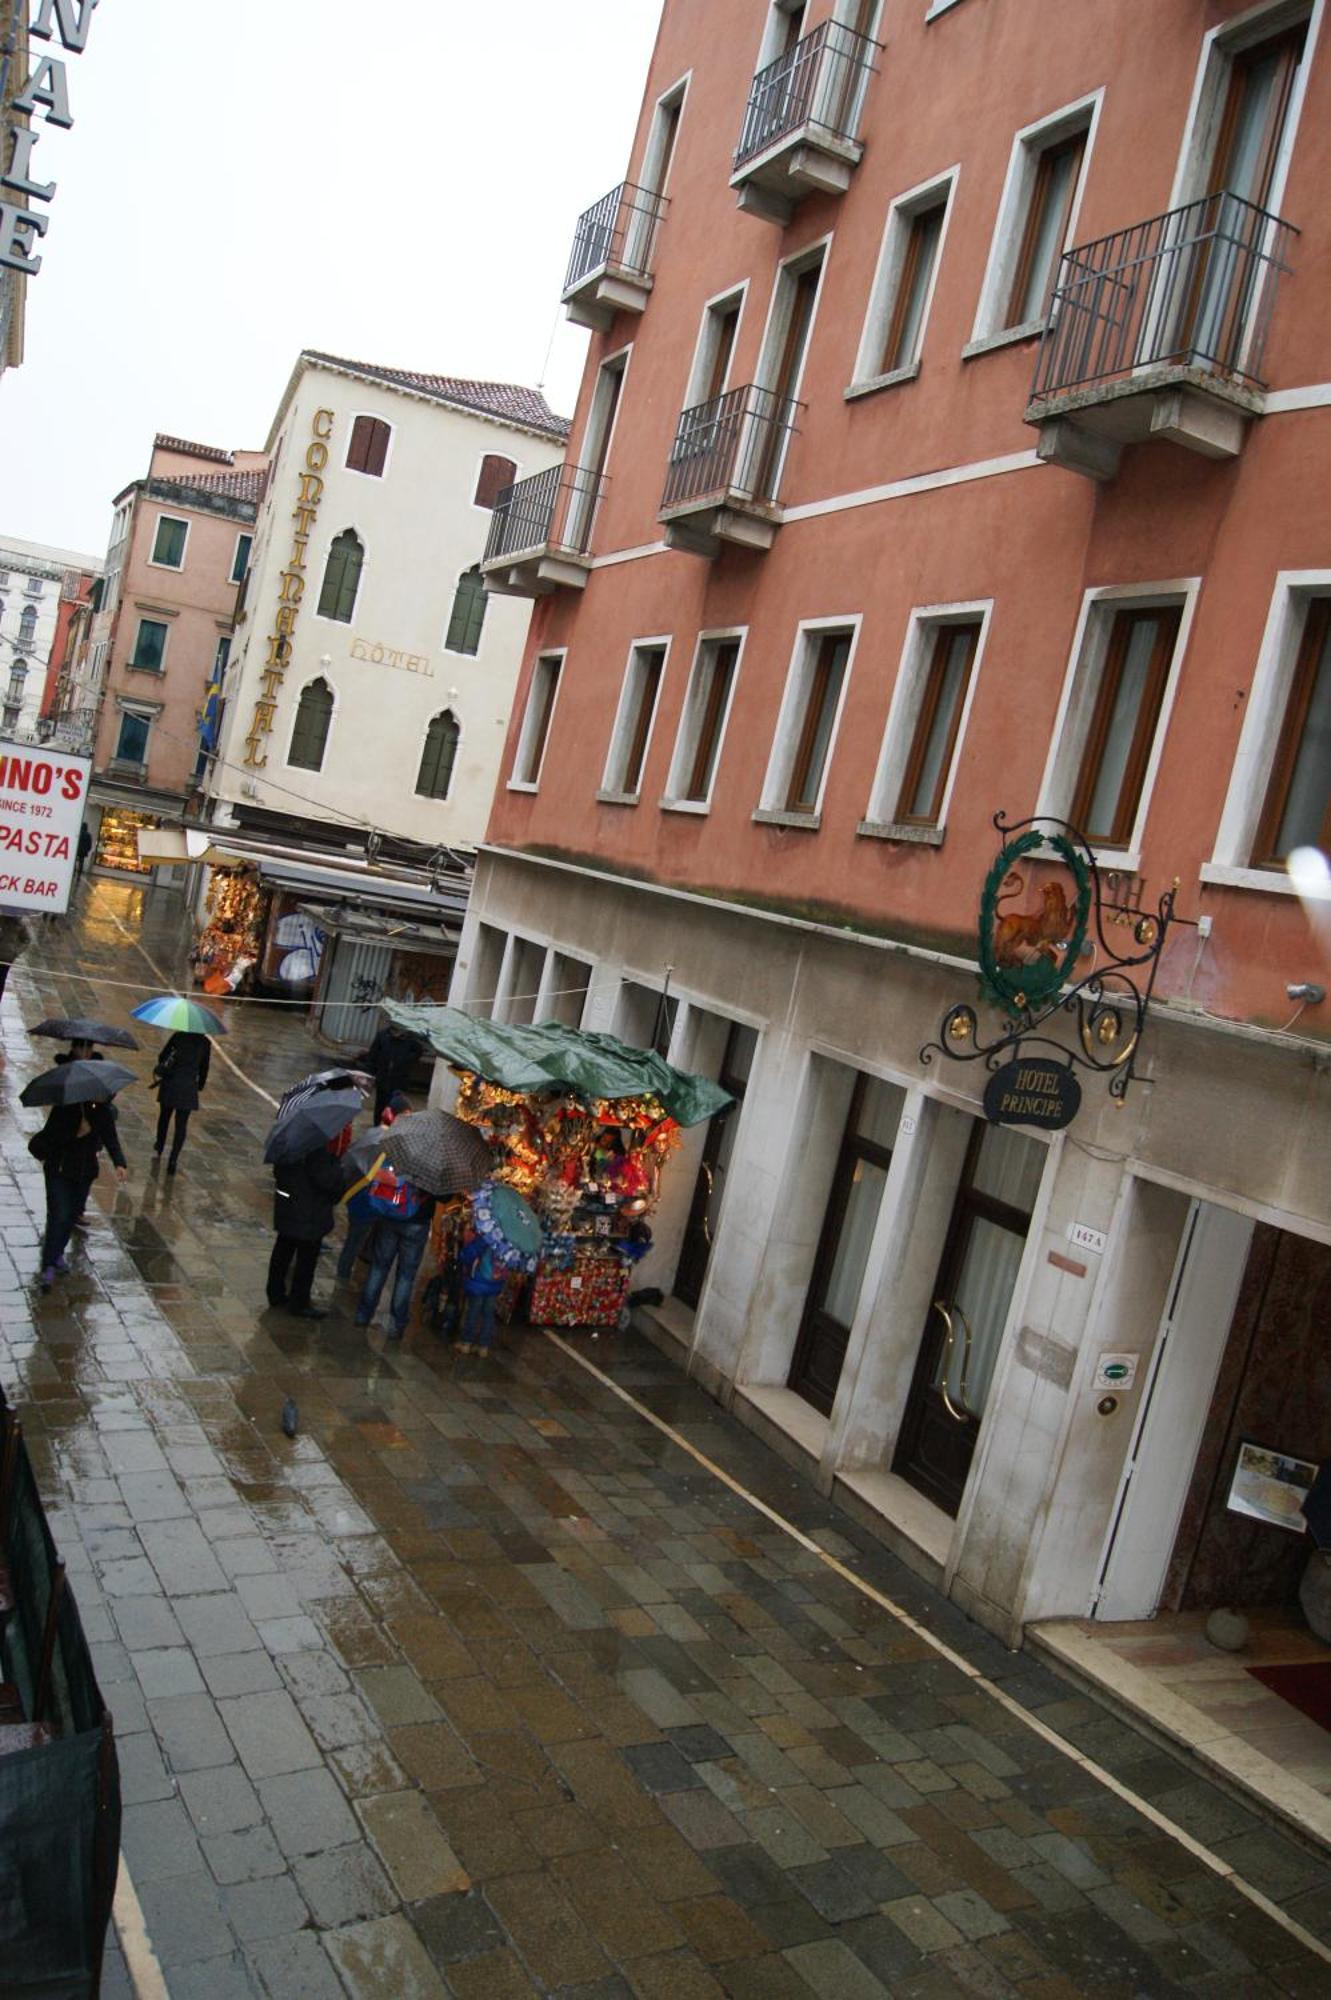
[379,1110,494,1200]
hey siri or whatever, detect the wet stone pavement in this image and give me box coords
[2,880,1330,1999]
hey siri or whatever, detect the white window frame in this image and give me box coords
[1035,578,1201,873]
[663,627,748,813]
[508,649,566,793]
[861,599,993,843]
[148,513,190,571]
[470,450,520,514]
[967,89,1104,353]
[129,615,170,675]
[756,614,862,825]
[415,707,465,802]
[570,345,632,546]
[1204,568,1331,894]
[600,635,672,803]
[344,411,396,480]
[230,531,252,584]
[637,72,690,199]
[849,167,959,398]
[682,281,750,409]
[313,524,367,627]
[1169,0,1323,214]
[926,0,969,18]
[748,235,833,500]
[113,699,158,766]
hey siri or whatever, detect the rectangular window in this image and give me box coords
[512,654,562,787]
[1254,596,1331,865]
[115,710,151,765]
[151,517,188,569]
[896,621,980,824]
[605,643,666,798]
[671,638,741,806]
[213,634,231,677]
[1006,128,1086,329]
[230,533,252,584]
[1070,606,1181,847]
[882,198,947,373]
[783,629,852,814]
[130,618,168,673]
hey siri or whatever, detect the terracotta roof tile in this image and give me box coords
[302,351,571,439]
[185,468,269,502]
[153,434,234,465]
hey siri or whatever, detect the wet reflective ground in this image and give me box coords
[4,880,1331,1998]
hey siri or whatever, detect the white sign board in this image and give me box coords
[0,742,92,914]
[1093,1352,1139,1393]
[1068,1220,1107,1255]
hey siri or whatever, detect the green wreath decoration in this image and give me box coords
[977,829,1091,1017]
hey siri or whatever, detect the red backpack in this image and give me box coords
[366,1163,422,1220]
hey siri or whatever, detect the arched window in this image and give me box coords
[474,454,517,509]
[317,530,363,623]
[416,710,461,800]
[346,416,391,477]
[6,663,26,700]
[288,677,334,770]
[18,604,37,642]
[444,567,486,655]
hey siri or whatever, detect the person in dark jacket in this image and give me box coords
[0,907,29,1004]
[267,1136,347,1319]
[152,1031,210,1173]
[35,1100,127,1289]
[359,1023,424,1124]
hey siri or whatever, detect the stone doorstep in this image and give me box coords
[1028,1618,1331,1861]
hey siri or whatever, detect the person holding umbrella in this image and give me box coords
[353,1164,434,1340]
[152,1033,210,1173]
[358,1019,425,1124]
[263,1072,365,1320]
[22,1060,133,1290]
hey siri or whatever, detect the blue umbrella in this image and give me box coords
[131,995,227,1036]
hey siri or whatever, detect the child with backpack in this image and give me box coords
[457,1224,505,1354]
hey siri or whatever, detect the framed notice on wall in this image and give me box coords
[1226,1439,1318,1533]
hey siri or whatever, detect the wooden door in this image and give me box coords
[674,1024,756,1309]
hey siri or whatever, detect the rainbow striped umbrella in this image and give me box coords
[131,995,228,1036]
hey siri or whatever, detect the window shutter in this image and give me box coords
[474,455,517,510]
[347,416,390,477]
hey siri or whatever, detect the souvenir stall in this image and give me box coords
[190,859,267,995]
[385,1003,731,1332]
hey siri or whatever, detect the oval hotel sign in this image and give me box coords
[983,1057,1082,1132]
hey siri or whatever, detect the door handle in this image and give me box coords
[698,1162,715,1246]
[933,1299,975,1423]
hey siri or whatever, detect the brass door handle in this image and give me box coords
[698,1162,715,1246]
[933,1299,975,1423]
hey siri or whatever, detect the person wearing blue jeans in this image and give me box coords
[457,1227,505,1354]
[355,1212,431,1338]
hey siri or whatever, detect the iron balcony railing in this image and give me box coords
[564,181,668,295]
[1031,190,1297,403]
[734,18,877,172]
[483,463,604,566]
[661,384,800,513]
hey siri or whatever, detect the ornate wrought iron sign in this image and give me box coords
[922,812,1184,1119]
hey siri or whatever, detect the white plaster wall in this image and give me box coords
[214,370,564,847]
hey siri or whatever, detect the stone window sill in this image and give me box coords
[596,789,640,807]
[753,807,822,831]
[1200,861,1304,898]
[857,818,945,846]
[961,320,1044,362]
[660,797,710,816]
[845,362,921,404]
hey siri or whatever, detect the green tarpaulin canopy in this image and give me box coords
[383,1001,732,1128]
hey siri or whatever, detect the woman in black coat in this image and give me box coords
[152,1032,210,1173]
[267,1141,346,1320]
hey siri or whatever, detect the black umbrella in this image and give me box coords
[380,1109,494,1199]
[277,1068,372,1115]
[263,1085,362,1166]
[31,1017,140,1051]
[20,1059,136,1108]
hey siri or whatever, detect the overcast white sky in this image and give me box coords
[0,0,663,557]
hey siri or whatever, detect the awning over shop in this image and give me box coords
[299,904,459,953]
[383,1001,733,1127]
[253,853,468,924]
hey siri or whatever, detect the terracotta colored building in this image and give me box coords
[459,0,1331,1757]
[76,435,266,874]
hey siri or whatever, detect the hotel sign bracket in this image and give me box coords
[920,811,1188,1122]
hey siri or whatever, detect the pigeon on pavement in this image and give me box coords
[280,1398,299,1439]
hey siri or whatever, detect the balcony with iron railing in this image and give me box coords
[562,182,668,332]
[658,385,800,557]
[480,462,605,598]
[1026,191,1297,480]
[731,19,879,224]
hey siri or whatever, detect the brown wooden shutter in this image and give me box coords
[475,455,517,510]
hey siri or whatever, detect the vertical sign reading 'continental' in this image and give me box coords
[243,407,333,769]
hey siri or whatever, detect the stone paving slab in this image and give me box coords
[1,883,1331,1997]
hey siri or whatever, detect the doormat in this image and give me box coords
[1248,1661,1331,1733]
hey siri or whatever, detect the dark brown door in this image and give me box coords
[1207,24,1306,209]
[674,1023,757,1309]
[788,1074,902,1416]
[893,1121,1045,1514]
[752,261,820,499]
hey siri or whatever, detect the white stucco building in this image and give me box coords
[207,352,569,854]
[0,534,102,742]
